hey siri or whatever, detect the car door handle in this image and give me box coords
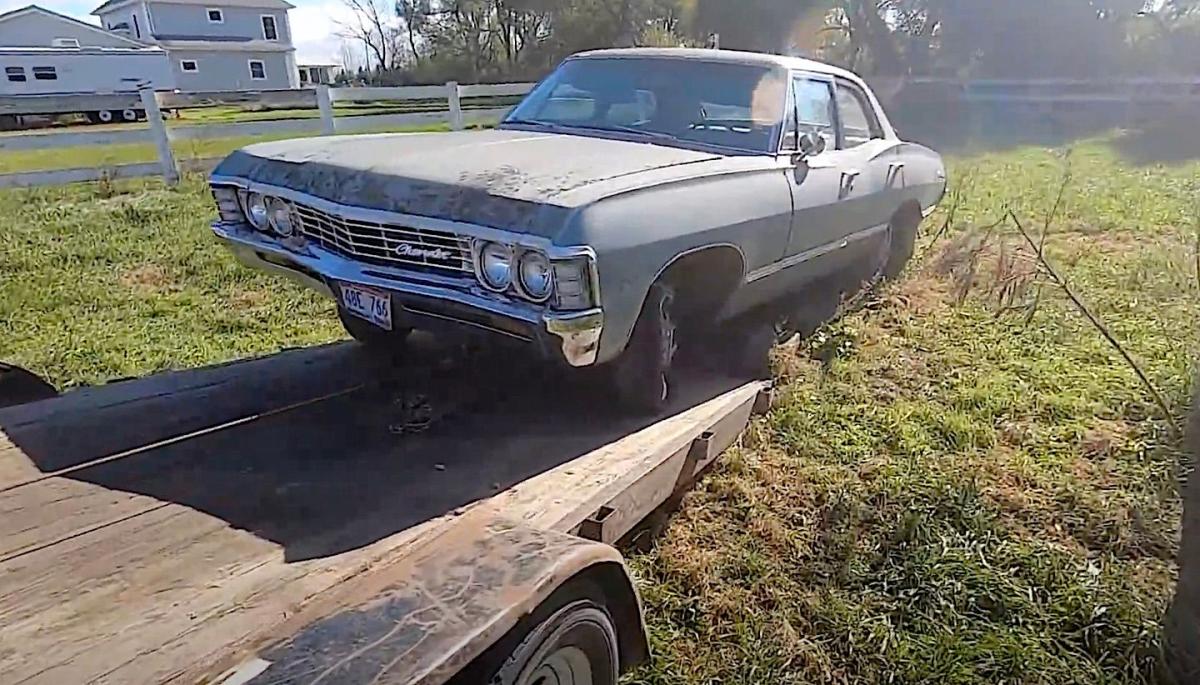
[839,170,860,199]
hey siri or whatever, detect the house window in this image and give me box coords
[32,66,57,81]
[5,67,26,82]
[51,38,81,48]
[180,60,199,73]
[261,15,278,41]
[298,68,309,84]
[248,60,266,80]
[207,8,223,23]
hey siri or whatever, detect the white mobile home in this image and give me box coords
[0,46,172,97]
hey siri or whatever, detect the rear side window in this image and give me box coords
[835,80,882,148]
[5,66,26,82]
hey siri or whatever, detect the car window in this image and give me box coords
[507,58,785,153]
[782,77,836,152]
[835,81,882,148]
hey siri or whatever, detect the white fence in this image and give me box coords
[0,81,534,189]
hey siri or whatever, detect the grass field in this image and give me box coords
[1,138,1195,683]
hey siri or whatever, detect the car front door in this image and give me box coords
[775,73,844,285]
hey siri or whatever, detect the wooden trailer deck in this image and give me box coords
[0,342,764,684]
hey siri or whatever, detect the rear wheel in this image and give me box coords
[120,109,139,122]
[881,204,922,280]
[608,283,676,414]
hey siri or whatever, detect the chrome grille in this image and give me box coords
[292,202,472,274]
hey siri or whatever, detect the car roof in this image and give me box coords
[570,48,863,83]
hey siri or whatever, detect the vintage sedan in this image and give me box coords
[209,48,946,411]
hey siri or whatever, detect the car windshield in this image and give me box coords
[504,57,786,154]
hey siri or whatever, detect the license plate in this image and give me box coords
[340,284,392,331]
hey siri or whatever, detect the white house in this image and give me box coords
[0,5,172,98]
[92,0,299,90]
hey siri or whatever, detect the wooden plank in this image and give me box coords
[157,89,318,110]
[328,85,449,103]
[0,157,221,189]
[458,82,535,98]
[0,127,149,152]
[0,93,143,116]
[168,117,324,141]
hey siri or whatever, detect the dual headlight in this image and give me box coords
[240,190,295,238]
[477,241,554,303]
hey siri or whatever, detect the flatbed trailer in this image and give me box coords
[0,342,768,684]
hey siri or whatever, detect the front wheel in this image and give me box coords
[607,283,676,414]
[338,308,410,355]
[489,599,620,685]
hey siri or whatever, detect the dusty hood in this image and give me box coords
[212,129,721,238]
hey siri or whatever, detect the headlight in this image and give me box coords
[518,250,553,302]
[478,242,514,291]
[243,192,269,230]
[267,197,294,237]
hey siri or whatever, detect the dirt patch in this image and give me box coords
[119,264,174,294]
[1080,419,1131,460]
[229,289,272,310]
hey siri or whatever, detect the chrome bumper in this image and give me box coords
[212,222,604,367]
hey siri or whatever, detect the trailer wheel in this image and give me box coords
[490,599,619,685]
[120,109,139,122]
[94,110,116,124]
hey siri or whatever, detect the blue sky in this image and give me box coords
[1,0,349,63]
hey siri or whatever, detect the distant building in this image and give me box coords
[0,5,172,98]
[92,0,299,90]
[298,63,339,86]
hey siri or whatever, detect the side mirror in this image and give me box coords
[798,131,826,158]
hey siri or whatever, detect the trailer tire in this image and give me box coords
[120,109,139,122]
[488,598,619,685]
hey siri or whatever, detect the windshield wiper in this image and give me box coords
[558,123,679,143]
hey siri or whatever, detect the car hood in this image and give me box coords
[211,129,723,239]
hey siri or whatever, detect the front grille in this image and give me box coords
[292,202,472,275]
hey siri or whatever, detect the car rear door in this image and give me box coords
[827,77,901,273]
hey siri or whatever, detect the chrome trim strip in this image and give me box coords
[745,223,887,283]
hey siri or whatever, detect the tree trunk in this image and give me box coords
[1164,384,1200,683]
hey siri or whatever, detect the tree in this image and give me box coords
[395,0,433,65]
[339,0,402,71]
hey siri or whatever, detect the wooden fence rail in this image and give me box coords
[0,81,535,189]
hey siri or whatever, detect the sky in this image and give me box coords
[0,0,351,64]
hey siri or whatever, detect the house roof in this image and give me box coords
[92,0,295,15]
[0,4,148,47]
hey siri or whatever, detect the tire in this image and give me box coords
[338,308,409,354]
[96,110,116,124]
[120,109,139,122]
[881,205,922,280]
[489,599,620,685]
[609,283,676,414]
[719,316,776,380]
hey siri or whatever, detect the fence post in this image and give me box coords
[447,81,464,131]
[139,88,178,185]
[315,85,336,135]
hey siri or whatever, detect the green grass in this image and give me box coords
[0,137,1194,682]
[625,142,1197,684]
